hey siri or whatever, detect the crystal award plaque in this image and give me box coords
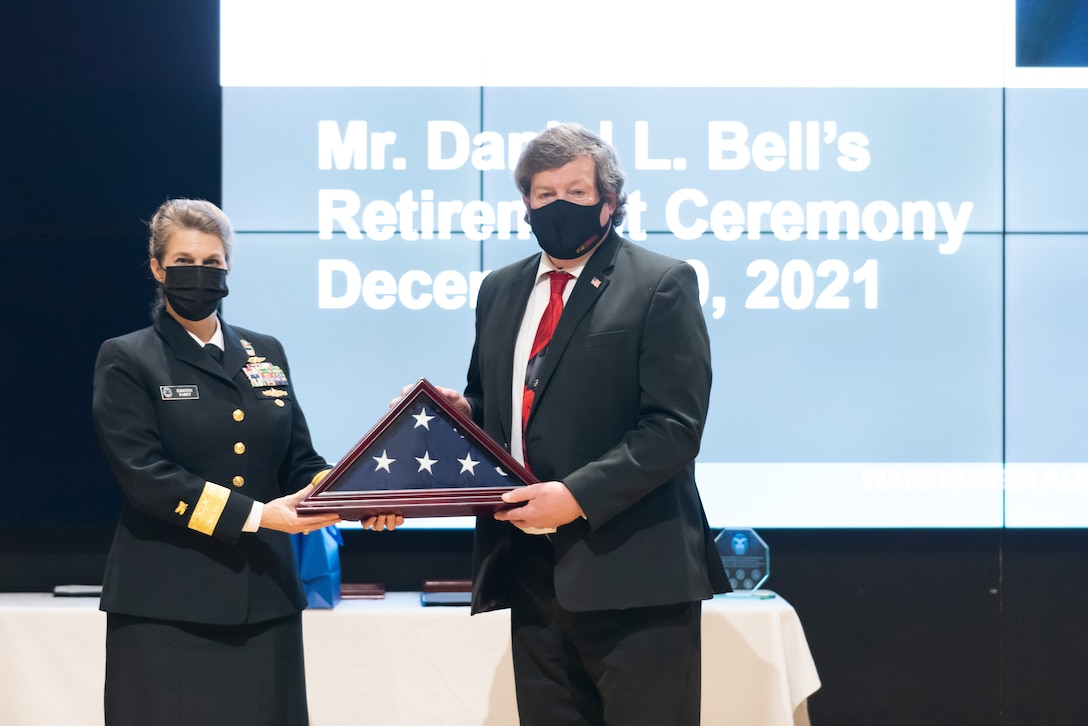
[714,528,771,595]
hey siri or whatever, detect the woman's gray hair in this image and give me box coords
[514,124,628,227]
[148,198,234,265]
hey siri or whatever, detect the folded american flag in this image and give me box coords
[325,380,528,492]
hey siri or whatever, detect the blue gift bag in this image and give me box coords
[291,525,343,609]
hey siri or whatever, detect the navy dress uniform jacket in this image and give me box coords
[465,231,730,614]
[92,310,327,626]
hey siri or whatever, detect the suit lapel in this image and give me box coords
[493,256,540,441]
[528,233,620,425]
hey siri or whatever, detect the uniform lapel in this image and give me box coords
[220,323,250,379]
[154,311,236,384]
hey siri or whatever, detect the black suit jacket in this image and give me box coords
[466,231,730,613]
[92,310,327,625]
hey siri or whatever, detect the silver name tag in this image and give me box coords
[160,385,199,400]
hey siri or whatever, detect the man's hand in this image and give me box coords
[358,513,405,531]
[495,481,584,533]
[261,484,341,534]
[390,383,472,419]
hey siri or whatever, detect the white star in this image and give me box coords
[495,466,508,477]
[412,408,435,429]
[373,450,395,473]
[416,451,437,474]
[457,453,479,475]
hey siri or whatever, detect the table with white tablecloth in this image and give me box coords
[0,591,819,725]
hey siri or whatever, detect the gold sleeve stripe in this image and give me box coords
[187,482,231,536]
[311,469,331,486]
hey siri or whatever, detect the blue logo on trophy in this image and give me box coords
[731,532,749,555]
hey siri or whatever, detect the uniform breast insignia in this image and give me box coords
[262,388,289,398]
[175,501,189,515]
[239,337,268,365]
[243,361,289,388]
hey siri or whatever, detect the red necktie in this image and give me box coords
[522,271,574,435]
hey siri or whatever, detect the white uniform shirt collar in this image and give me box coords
[186,316,225,350]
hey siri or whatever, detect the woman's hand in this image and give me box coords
[260,484,341,534]
[261,484,404,533]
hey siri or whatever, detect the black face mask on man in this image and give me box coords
[162,265,229,321]
[528,199,611,261]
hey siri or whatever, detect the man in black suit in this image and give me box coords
[437,124,729,725]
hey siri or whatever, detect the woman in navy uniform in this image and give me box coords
[92,199,398,725]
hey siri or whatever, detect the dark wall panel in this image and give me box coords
[767,530,1002,725]
[1002,530,1088,725]
[1,1,220,527]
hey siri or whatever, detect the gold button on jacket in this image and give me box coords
[233,442,246,455]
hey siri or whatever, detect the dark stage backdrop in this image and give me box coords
[2,2,1088,724]
[2,0,221,528]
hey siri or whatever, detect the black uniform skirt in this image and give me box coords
[104,611,308,726]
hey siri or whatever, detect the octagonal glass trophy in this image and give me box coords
[714,528,774,598]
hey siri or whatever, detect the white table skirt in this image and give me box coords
[0,592,819,725]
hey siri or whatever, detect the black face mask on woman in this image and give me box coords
[528,199,611,261]
[162,265,229,321]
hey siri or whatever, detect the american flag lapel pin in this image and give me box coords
[591,277,601,288]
